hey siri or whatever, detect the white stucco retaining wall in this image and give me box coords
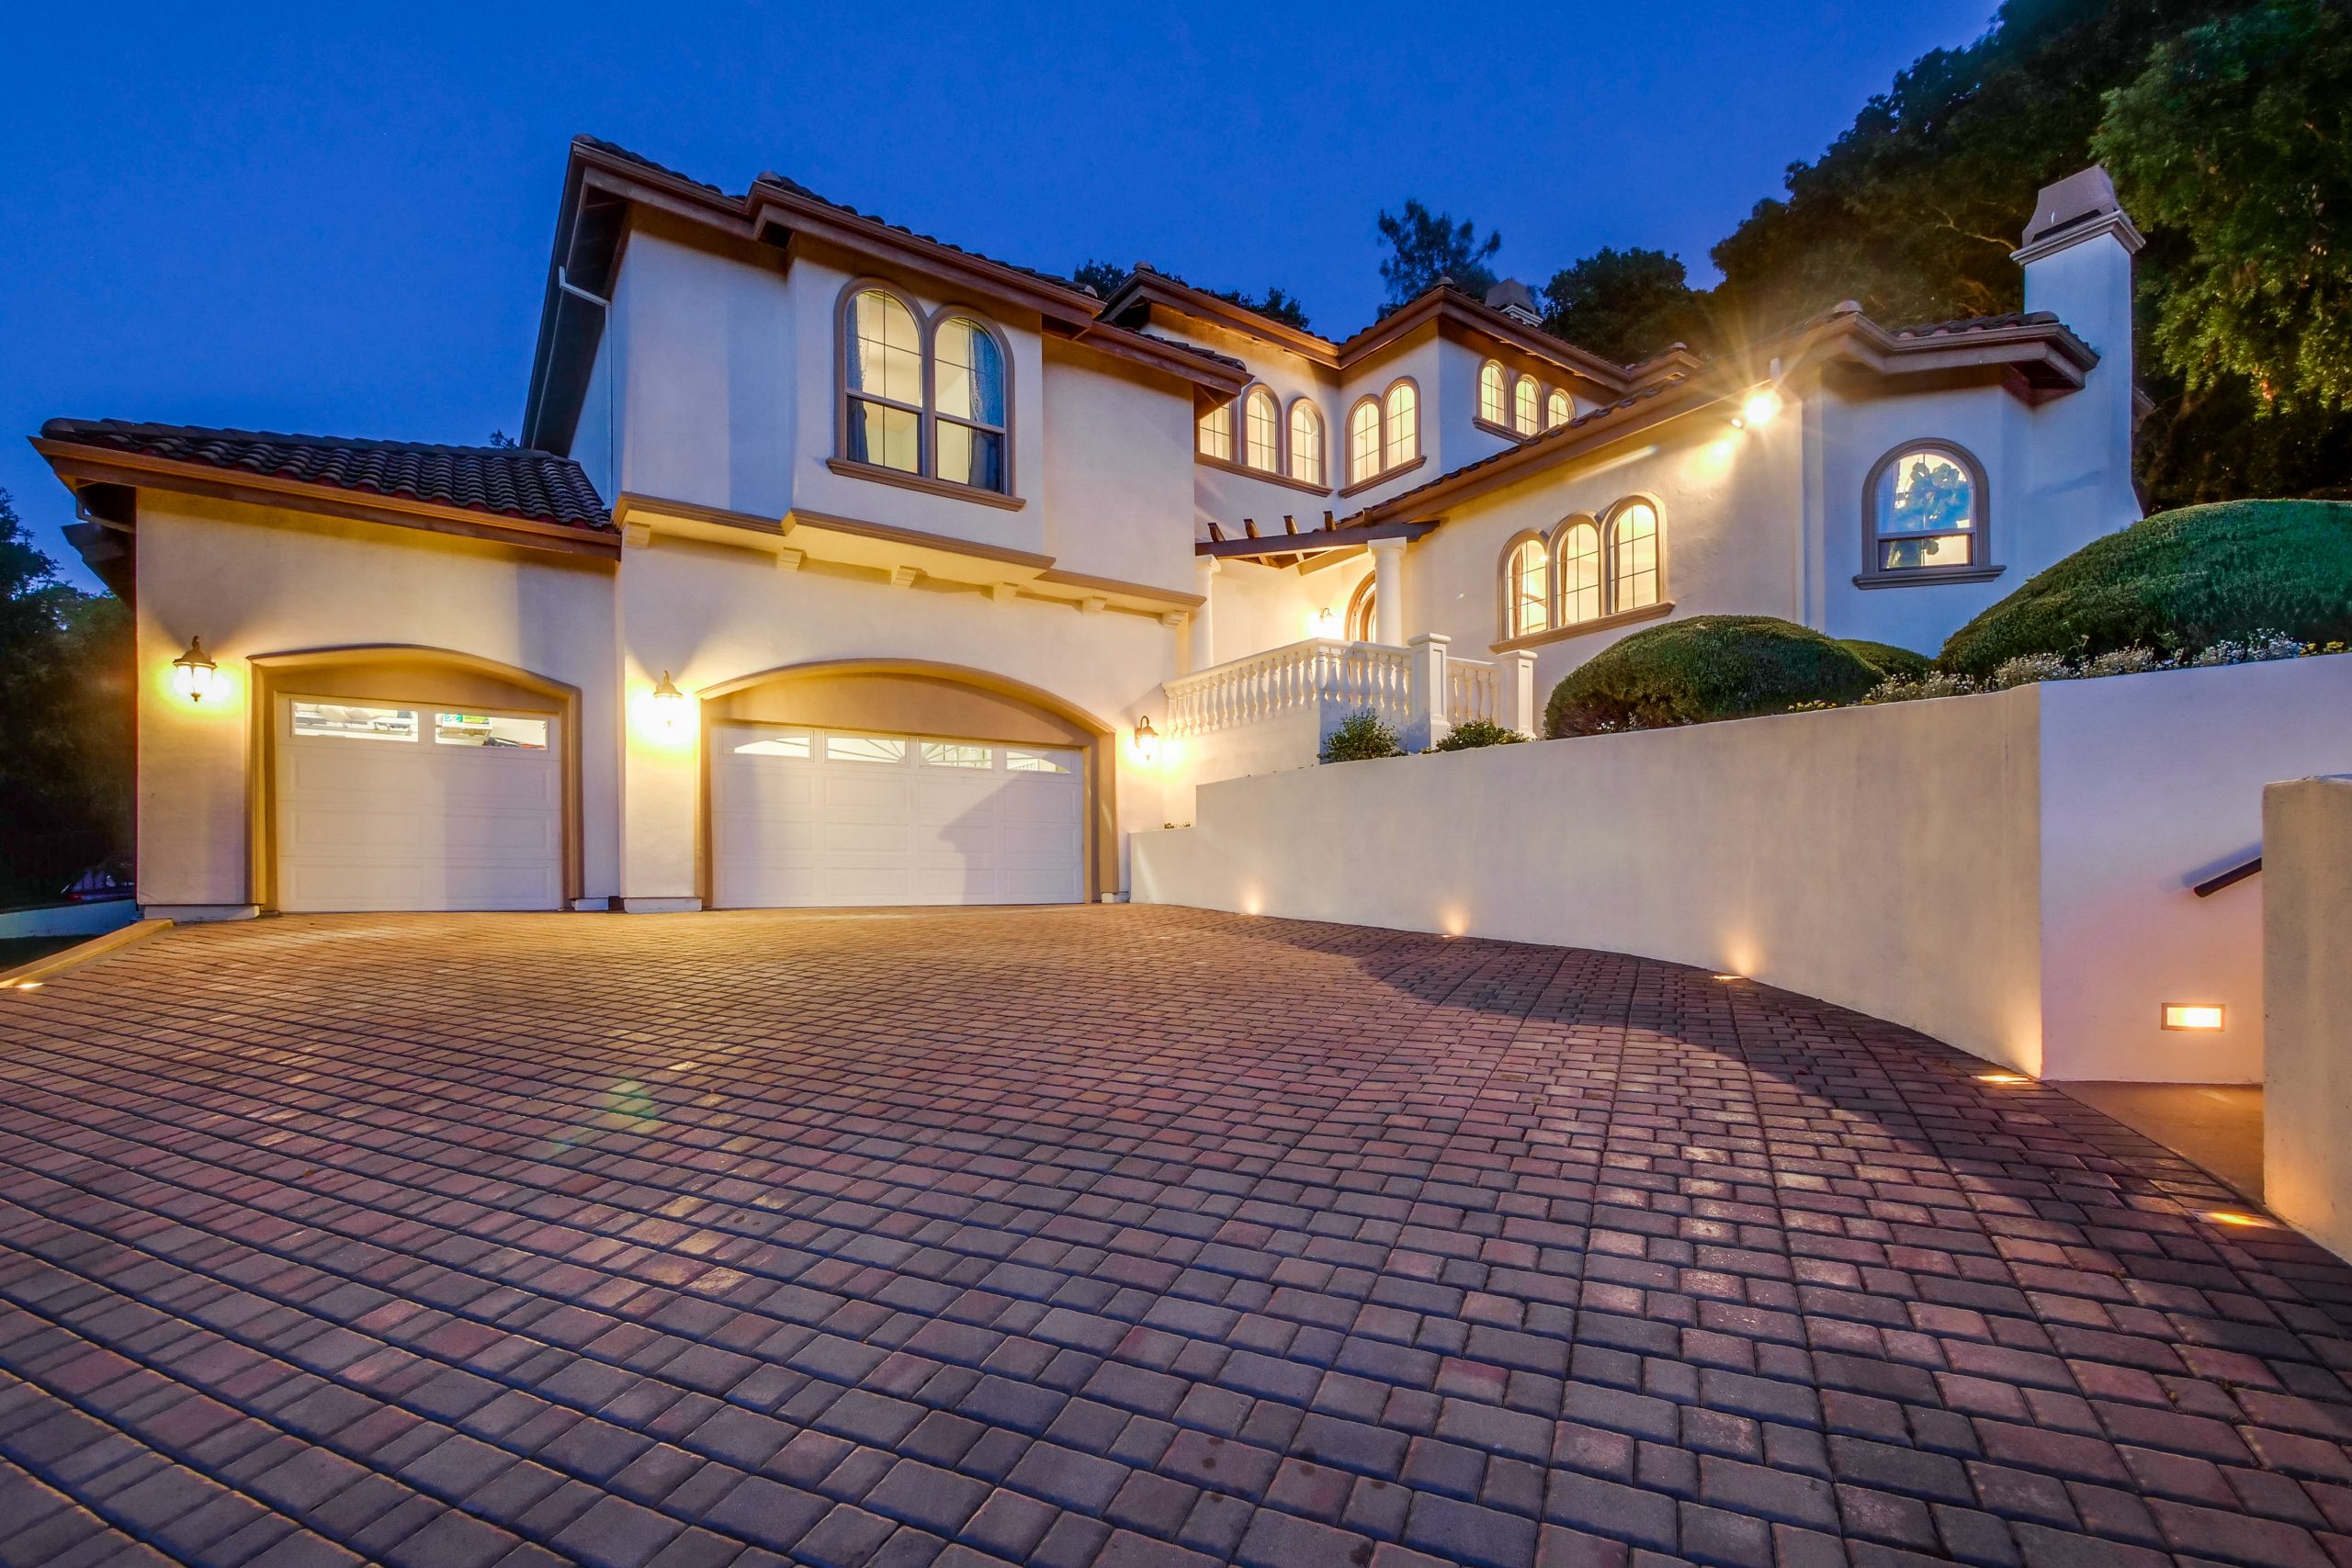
[1134,655,2352,1082]
[2264,776,2352,1258]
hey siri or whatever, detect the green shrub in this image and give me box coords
[1543,615,1884,737]
[1837,637,1931,682]
[1429,718,1531,752]
[1320,709,1403,761]
[1938,500,2352,677]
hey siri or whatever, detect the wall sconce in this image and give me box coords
[171,637,220,704]
[1730,388,1783,429]
[2162,1003,2225,1032]
[1133,716,1159,765]
[650,671,687,735]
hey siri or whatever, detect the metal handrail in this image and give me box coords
[2193,857,2262,898]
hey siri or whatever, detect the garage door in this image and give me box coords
[711,724,1085,908]
[275,696,563,912]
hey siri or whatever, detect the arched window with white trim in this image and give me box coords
[843,288,923,474]
[1197,400,1233,462]
[1545,389,1572,430]
[1504,536,1548,637]
[1555,518,1602,625]
[1865,442,1984,577]
[1382,381,1419,468]
[1607,500,1661,612]
[1479,361,1508,425]
[1347,398,1381,483]
[1241,386,1282,472]
[1287,400,1325,486]
[933,314,1007,491]
[1513,376,1540,435]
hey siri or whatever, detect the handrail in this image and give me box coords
[1164,638,1411,738]
[2193,856,2262,898]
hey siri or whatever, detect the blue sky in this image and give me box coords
[0,0,1996,589]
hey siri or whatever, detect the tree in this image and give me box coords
[1069,260,1312,330]
[0,489,131,902]
[2095,0,2352,416]
[1375,199,1501,307]
[1538,247,1713,362]
[1071,257,1128,299]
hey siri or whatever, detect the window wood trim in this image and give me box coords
[1860,439,1990,585]
[833,277,1017,499]
[1286,397,1327,488]
[1193,450,1333,498]
[1336,454,1428,499]
[1489,598,1675,653]
[825,457,1027,510]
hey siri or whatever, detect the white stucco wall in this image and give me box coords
[131,498,623,910]
[2263,776,2352,1258]
[1134,657,2352,1083]
[1038,343,1196,594]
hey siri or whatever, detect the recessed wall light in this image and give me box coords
[1976,1071,2030,1085]
[2204,1210,2270,1228]
[2162,1003,2225,1032]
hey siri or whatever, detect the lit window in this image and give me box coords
[1005,749,1071,773]
[1556,520,1601,624]
[1479,361,1507,425]
[291,701,417,741]
[1242,387,1281,472]
[1609,501,1660,611]
[1197,400,1233,462]
[1513,376,1539,435]
[1383,382,1418,469]
[827,735,908,763]
[1546,389,1572,429]
[934,315,1007,491]
[922,741,993,769]
[1506,538,1547,637]
[734,732,813,758]
[1288,400,1324,486]
[1346,575,1377,642]
[844,288,923,475]
[1347,399,1380,483]
[1872,446,1977,571]
[435,713,548,749]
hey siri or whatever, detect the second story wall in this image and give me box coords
[1040,342,1197,594]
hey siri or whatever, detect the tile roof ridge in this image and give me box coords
[41,418,560,457]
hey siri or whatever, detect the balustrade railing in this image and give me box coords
[1165,638,1412,738]
[1446,657,1500,727]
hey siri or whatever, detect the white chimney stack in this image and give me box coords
[2012,165,2146,539]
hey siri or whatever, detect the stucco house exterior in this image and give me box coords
[31,141,2146,918]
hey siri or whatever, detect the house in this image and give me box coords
[30,142,2144,918]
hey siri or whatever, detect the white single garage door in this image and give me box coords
[711,723,1085,908]
[275,696,563,912]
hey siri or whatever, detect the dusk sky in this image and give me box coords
[2,1,1996,589]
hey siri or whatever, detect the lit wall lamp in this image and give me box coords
[170,637,220,704]
[2162,1003,2225,1032]
[1729,388,1783,430]
[1133,716,1160,765]
[650,671,688,736]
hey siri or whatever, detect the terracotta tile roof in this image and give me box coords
[40,420,614,532]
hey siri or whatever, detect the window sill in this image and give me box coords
[1489,598,1675,653]
[1337,455,1429,499]
[1193,452,1332,498]
[1473,417,1544,443]
[827,457,1026,511]
[1851,564,2005,590]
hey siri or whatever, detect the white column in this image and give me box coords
[1370,536,1406,648]
[1191,558,1219,671]
[1503,650,1539,737]
[1407,633,1451,751]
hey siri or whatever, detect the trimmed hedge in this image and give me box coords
[1838,638,1932,682]
[1939,500,2352,676]
[1430,717,1529,751]
[1544,615,1884,737]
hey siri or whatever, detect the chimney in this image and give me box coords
[2011,166,2141,371]
[1484,278,1542,328]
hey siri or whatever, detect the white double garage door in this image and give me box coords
[274,694,1084,911]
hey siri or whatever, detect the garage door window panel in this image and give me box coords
[292,701,418,741]
[435,713,548,748]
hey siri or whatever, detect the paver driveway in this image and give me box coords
[3,908,2350,1568]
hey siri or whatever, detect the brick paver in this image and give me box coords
[2,906,2349,1568]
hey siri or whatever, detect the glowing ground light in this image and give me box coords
[2162,1003,2225,1032]
[1977,1071,2030,1085]
[2205,1211,2271,1227]
[13,981,42,991]
[1713,974,1743,982]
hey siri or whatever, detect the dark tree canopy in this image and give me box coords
[1375,199,1502,306]
[1538,247,1712,363]
[1070,260,1312,331]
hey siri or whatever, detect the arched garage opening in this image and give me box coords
[249,646,582,911]
[697,660,1116,907]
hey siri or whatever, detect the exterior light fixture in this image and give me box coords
[1976,1071,2030,1085]
[1133,716,1159,765]
[171,637,220,703]
[1712,973,1743,982]
[2162,1003,2224,1032]
[1730,389,1783,429]
[650,671,687,734]
[2204,1210,2270,1228]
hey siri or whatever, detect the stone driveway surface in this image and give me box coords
[2,907,2350,1568]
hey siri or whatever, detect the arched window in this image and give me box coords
[1479,361,1508,425]
[1197,400,1233,462]
[1504,536,1548,637]
[1382,381,1419,469]
[934,314,1007,491]
[1555,518,1602,625]
[1607,500,1661,612]
[1545,389,1572,430]
[1867,443,1983,574]
[1347,399,1381,483]
[1346,572,1378,643]
[1288,400,1325,487]
[1241,387,1282,472]
[844,288,923,474]
[1513,376,1540,435]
